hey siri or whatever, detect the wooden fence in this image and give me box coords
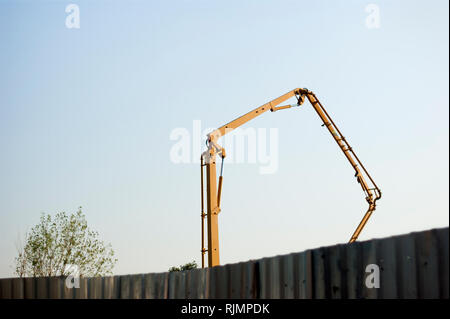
[0,227,448,299]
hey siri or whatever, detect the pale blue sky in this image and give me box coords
[0,0,448,277]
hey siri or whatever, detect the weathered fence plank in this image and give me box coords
[24,278,35,299]
[36,277,49,299]
[0,279,12,299]
[415,230,440,298]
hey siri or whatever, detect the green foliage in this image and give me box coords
[14,207,117,277]
[168,261,198,272]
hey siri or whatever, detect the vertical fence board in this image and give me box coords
[49,277,62,299]
[120,275,131,299]
[280,254,295,299]
[88,277,103,299]
[258,258,269,299]
[377,238,398,298]
[271,257,282,299]
[103,276,115,299]
[0,279,12,299]
[258,256,282,299]
[297,250,313,299]
[24,278,35,299]
[415,230,440,298]
[169,271,187,299]
[220,265,230,298]
[243,261,257,298]
[436,228,449,298]
[360,239,378,299]
[346,243,362,299]
[296,252,305,299]
[143,273,155,299]
[62,276,75,299]
[329,245,347,299]
[227,261,255,299]
[147,272,168,299]
[328,246,339,299]
[209,265,228,298]
[158,273,169,299]
[178,271,187,299]
[11,278,24,299]
[186,268,208,298]
[395,234,417,298]
[132,274,145,299]
[312,248,327,298]
[74,278,88,299]
[112,276,120,299]
[229,262,243,299]
[36,277,49,299]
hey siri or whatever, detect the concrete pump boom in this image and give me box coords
[200,88,382,268]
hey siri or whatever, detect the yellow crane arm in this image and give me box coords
[200,88,382,268]
[207,89,300,141]
[298,89,382,243]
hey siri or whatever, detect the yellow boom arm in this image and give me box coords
[200,88,382,268]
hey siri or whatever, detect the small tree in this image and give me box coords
[169,261,198,272]
[14,208,117,277]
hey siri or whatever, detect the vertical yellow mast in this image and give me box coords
[205,149,220,267]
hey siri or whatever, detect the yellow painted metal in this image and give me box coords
[300,89,382,243]
[200,88,382,267]
[206,154,220,267]
[200,156,206,269]
[207,90,298,142]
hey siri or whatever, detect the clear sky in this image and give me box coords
[0,0,448,278]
